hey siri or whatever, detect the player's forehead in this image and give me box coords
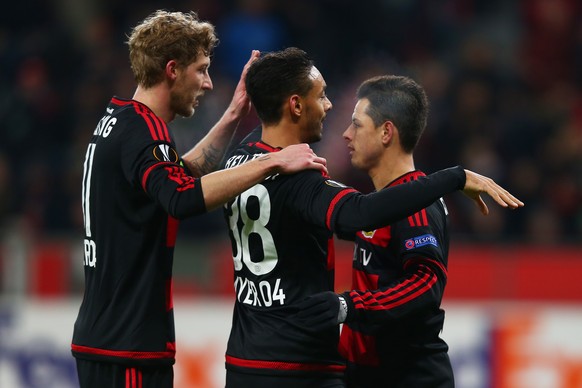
[352,98,371,118]
[190,53,211,68]
[308,66,326,90]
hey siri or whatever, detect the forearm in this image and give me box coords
[199,154,277,211]
[334,166,465,233]
[181,109,241,177]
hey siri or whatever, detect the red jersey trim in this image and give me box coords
[71,344,175,359]
[110,97,171,142]
[253,141,282,152]
[326,237,335,270]
[131,101,170,142]
[326,189,357,230]
[166,215,179,247]
[111,97,132,106]
[225,355,346,372]
[404,257,447,278]
[387,170,426,187]
[141,162,174,191]
[351,264,438,311]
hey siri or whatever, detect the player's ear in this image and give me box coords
[165,60,178,81]
[290,95,302,117]
[382,121,395,145]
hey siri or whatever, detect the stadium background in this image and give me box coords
[0,0,581,387]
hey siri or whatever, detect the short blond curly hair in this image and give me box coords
[127,10,218,88]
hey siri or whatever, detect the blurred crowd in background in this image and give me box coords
[0,0,581,249]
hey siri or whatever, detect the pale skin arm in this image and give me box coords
[182,50,261,177]
[462,169,524,214]
[200,143,328,211]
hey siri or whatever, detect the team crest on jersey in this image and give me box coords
[404,234,439,250]
[153,144,179,163]
[360,230,376,239]
[324,179,347,188]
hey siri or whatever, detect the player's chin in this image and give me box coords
[185,106,196,117]
[312,131,323,143]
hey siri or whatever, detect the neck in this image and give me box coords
[368,151,415,190]
[132,85,174,123]
[260,120,303,148]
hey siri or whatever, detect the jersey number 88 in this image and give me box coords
[225,184,278,276]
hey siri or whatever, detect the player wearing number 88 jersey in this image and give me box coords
[224,140,357,373]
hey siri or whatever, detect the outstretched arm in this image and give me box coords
[182,50,261,177]
[333,167,524,234]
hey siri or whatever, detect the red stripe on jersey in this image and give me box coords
[326,237,335,270]
[414,212,422,226]
[353,268,379,290]
[71,344,175,359]
[151,113,171,143]
[141,162,171,191]
[151,115,165,142]
[404,257,448,278]
[339,324,379,366]
[407,215,416,227]
[133,102,160,141]
[253,141,282,152]
[407,209,429,227]
[421,208,428,226]
[111,97,132,106]
[166,216,179,247]
[351,265,437,311]
[388,170,426,187]
[166,278,173,311]
[225,355,346,373]
[326,189,357,230]
[126,367,142,388]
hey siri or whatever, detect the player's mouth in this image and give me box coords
[194,93,204,106]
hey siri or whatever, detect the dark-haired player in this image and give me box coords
[295,75,522,387]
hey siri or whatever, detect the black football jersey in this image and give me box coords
[71,97,206,366]
[339,171,454,387]
[223,141,355,377]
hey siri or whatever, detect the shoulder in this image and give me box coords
[110,98,171,143]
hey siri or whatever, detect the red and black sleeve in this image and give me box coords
[342,202,449,332]
[120,105,206,219]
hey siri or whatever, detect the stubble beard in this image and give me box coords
[170,89,195,118]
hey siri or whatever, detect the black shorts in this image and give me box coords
[75,359,173,388]
[226,369,346,388]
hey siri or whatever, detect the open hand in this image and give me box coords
[227,50,261,119]
[463,169,524,215]
[275,144,328,175]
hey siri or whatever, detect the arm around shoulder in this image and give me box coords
[200,143,327,211]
